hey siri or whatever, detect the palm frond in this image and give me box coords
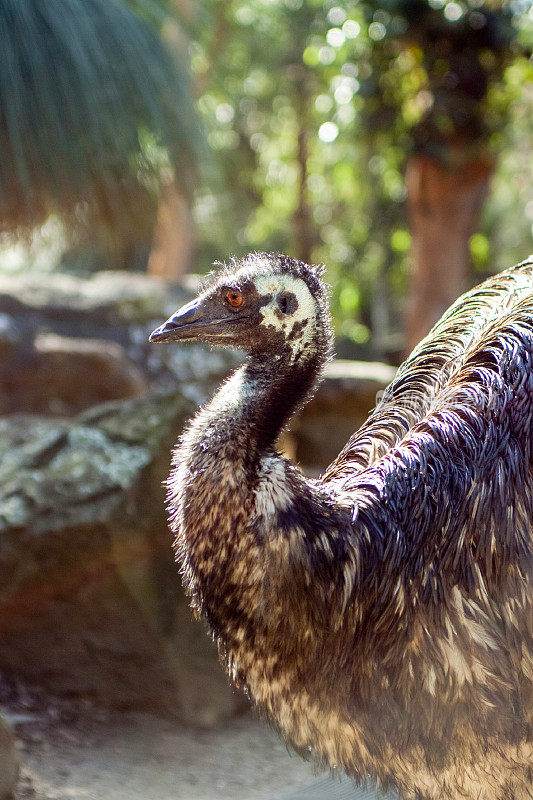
[0,0,201,237]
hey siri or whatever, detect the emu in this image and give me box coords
[150,253,533,800]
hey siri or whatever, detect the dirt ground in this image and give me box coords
[2,681,318,800]
[2,675,391,800]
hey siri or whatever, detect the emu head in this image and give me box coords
[150,252,333,362]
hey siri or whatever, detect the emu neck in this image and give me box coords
[212,351,322,459]
[175,349,322,636]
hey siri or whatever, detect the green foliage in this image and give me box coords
[0,0,201,238]
[190,0,405,337]
[4,0,530,349]
[358,0,532,159]
[470,232,490,269]
[480,73,533,270]
[190,0,532,350]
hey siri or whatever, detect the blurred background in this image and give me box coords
[0,1,531,798]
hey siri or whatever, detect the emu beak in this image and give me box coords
[149,298,203,343]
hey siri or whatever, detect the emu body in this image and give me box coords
[151,254,533,800]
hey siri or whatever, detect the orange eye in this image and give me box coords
[225,290,243,308]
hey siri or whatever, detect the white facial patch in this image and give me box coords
[254,274,318,359]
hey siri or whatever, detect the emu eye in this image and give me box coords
[225,290,243,308]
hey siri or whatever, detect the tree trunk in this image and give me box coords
[147,180,195,282]
[405,154,493,352]
[292,126,314,265]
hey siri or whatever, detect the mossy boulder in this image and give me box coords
[0,270,240,416]
[0,391,244,725]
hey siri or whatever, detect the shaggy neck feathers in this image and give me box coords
[239,351,324,453]
[183,344,326,482]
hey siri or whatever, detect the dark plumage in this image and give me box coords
[150,253,533,800]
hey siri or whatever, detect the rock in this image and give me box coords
[0,333,147,416]
[0,270,199,325]
[0,315,24,362]
[0,392,244,725]
[0,713,18,799]
[0,270,241,415]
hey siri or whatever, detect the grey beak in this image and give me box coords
[149,298,201,342]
